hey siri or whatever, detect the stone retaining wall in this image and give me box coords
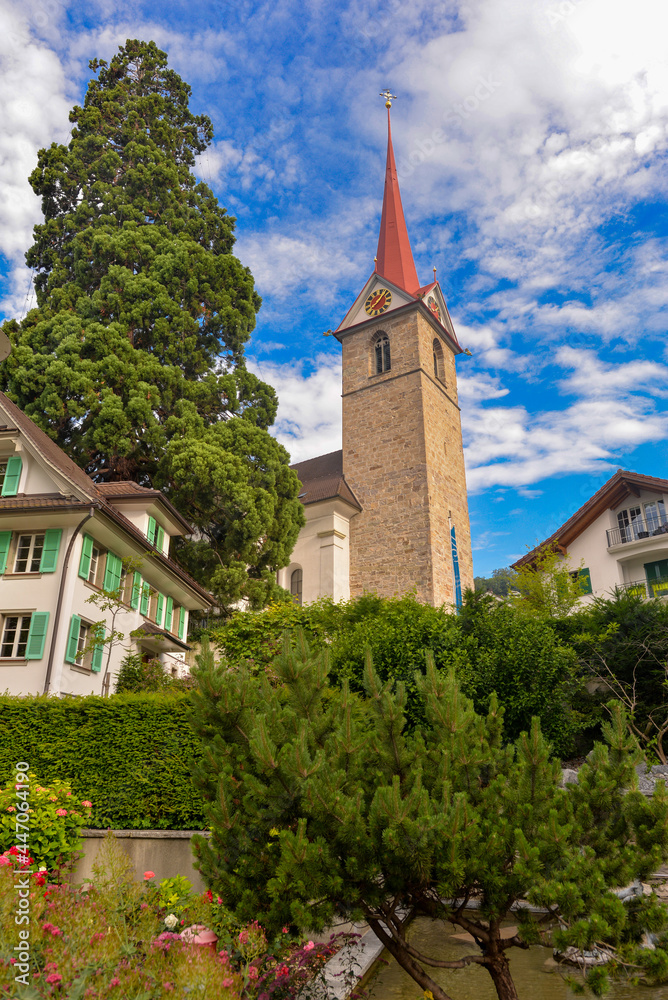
[74,829,208,890]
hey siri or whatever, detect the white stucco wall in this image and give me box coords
[277,499,358,605]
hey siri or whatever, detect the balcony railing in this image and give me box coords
[618,578,668,600]
[606,518,668,547]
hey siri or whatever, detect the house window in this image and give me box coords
[645,500,667,532]
[14,534,45,573]
[433,339,445,382]
[570,567,593,595]
[291,568,303,606]
[73,620,90,667]
[374,336,391,375]
[0,463,6,492]
[1,615,31,658]
[617,506,643,542]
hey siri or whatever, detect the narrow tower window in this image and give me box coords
[433,339,445,383]
[290,568,303,606]
[374,335,391,374]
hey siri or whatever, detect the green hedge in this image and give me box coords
[0,693,205,830]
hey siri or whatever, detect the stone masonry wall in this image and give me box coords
[340,306,473,605]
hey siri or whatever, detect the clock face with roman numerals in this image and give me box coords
[364,287,392,316]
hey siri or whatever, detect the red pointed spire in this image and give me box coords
[375,105,420,295]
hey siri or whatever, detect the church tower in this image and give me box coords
[333,94,473,606]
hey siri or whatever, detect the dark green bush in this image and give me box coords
[0,694,204,829]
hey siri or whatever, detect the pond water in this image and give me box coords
[366,917,668,999]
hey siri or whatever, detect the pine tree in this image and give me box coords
[0,39,304,609]
[190,635,668,1000]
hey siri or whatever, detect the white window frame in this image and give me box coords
[0,614,32,658]
[74,620,90,668]
[14,534,45,573]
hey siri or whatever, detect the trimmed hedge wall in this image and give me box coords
[0,693,205,830]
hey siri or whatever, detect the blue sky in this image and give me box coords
[1,0,667,577]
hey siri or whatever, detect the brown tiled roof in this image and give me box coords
[0,394,99,499]
[0,393,213,606]
[513,470,668,568]
[136,620,191,651]
[0,495,89,511]
[97,481,192,533]
[290,450,362,511]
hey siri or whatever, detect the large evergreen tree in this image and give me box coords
[191,636,668,1000]
[0,39,304,609]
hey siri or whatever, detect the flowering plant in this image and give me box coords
[0,772,92,878]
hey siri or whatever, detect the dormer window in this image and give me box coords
[374,335,391,375]
[147,516,166,551]
[0,456,22,497]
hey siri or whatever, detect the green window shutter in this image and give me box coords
[178,606,186,640]
[78,534,94,579]
[39,528,63,573]
[1,456,22,497]
[65,615,81,664]
[90,627,105,673]
[578,567,593,595]
[156,525,165,551]
[0,531,11,573]
[155,593,164,627]
[164,596,173,633]
[25,612,49,660]
[140,582,150,617]
[103,552,122,592]
[131,572,142,610]
[147,516,156,545]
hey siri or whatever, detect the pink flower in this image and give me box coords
[248,966,258,980]
[222,979,234,989]
[282,926,289,934]
[45,973,62,984]
[304,941,315,951]
[49,796,57,802]
[143,871,155,880]
[6,806,14,813]
[55,808,67,817]
[0,858,11,867]
[41,923,62,936]
[110,978,120,987]
[238,930,249,944]
[81,801,92,808]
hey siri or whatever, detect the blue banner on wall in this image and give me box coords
[451,525,462,610]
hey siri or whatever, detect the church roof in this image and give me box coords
[374,106,420,296]
[290,450,362,511]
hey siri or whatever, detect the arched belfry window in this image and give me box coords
[433,338,445,384]
[374,335,391,375]
[290,568,303,606]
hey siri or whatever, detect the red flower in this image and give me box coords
[278,964,290,977]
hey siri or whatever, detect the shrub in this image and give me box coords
[0,694,205,829]
[0,772,91,877]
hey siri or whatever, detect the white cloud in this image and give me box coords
[249,352,342,463]
[0,0,72,316]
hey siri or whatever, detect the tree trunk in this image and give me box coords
[366,917,455,1000]
[485,952,520,1000]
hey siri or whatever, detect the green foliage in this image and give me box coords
[0,39,304,611]
[0,772,92,875]
[0,694,204,829]
[456,591,582,757]
[509,543,585,616]
[474,566,514,596]
[114,652,195,693]
[190,636,668,1000]
[157,874,195,917]
[214,593,581,754]
[571,590,668,762]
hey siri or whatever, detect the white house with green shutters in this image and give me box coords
[513,470,668,603]
[0,392,213,696]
